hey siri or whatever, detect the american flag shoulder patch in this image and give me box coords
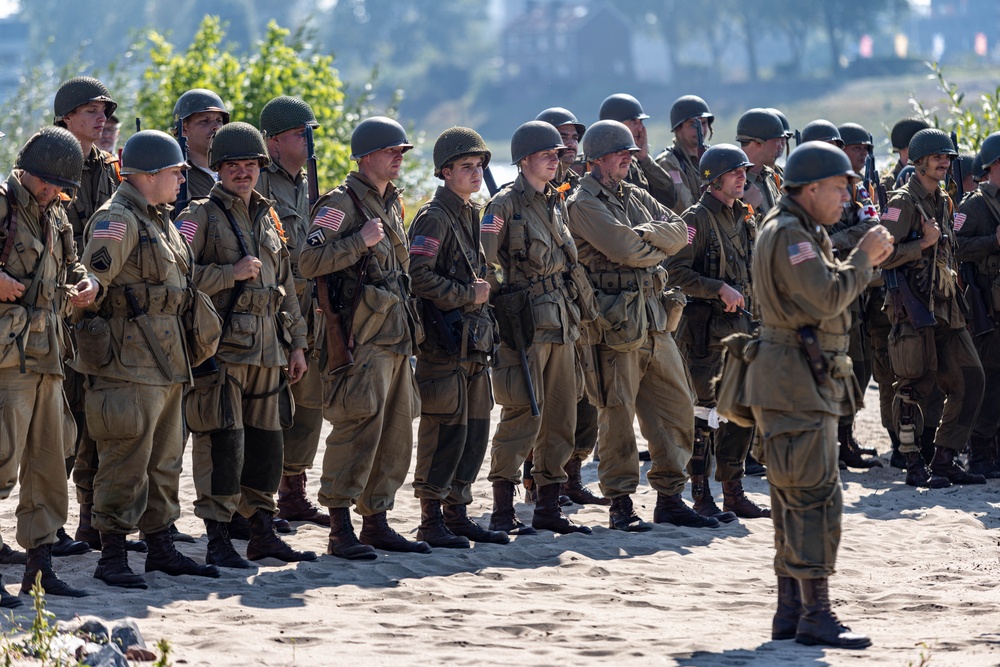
[313,206,346,232]
[175,219,198,243]
[481,213,504,234]
[787,241,818,266]
[953,212,967,231]
[410,235,440,257]
[686,225,697,244]
[93,219,126,242]
[882,207,901,222]
[669,170,683,184]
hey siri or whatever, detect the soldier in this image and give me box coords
[667,144,769,522]
[598,94,678,210]
[408,127,509,548]
[0,127,99,603]
[54,75,121,556]
[766,108,795,175]
[566,120,713,531]
[736,108,784,218]
[882,117,931,193]
[298,116,427,559]
[745,142,890,648]
[172,89,229,203]
[656,95,714,214]
[953,131,1000,479]
[179,122,314,567]
[76,131,221,588]
[482,121,591,536]
[256,96,330,529]
[880,128,985,488]
[535,107,584,191]
[98,114,121,154]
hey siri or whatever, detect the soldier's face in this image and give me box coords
[98,122,120,154]
[758,138,782,167]
[63,102,107,144]
[676,118,709,152]
[361,146,406,184]
[145,167,185,206]
[593,149,633,183]
[843,144,868,173]
[442,155,484,199]
[718,167,747,201]
[20,172,62,209]
[271,126,309,166]
[557,124,579,165]
[184,112,226,154]
[805,175,851,225]
[922,154,952,182]
[218,159,260,198]
[521,149,560,184]
[622,118,646,146]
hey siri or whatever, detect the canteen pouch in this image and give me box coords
[184,288,222,367]
[74,315,113,370]
[184,362,236,435]
[661,287,687,334]
[595,288,647,352]
[716,333,757,428]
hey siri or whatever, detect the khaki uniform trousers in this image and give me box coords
[283,354,325,476]
[0,369,72,550]
[596,331,695,498]
[67,365,99,504]
[488,341,576,486]
[865,291,895,431]
[192,363,286,522]
[972,328,1000,439]
[319,344,418,516]
[412,358,492,506]
[89,379,184,534]
[753,408,842,580]
[687,347,752,482]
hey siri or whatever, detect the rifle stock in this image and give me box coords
[484,166,499,197]
[315,252,372,376]
[884,268,936,329]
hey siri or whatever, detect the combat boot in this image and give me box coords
[144,530,220,578]
[722,479,772,519]
[888,431,906,469]
[51,526,90,557]
[744,452,766,477]
[795,578,871,649]
[838,424,882,469]
[929,447,986,485]
[246,509,317,562]
[21,544,88,597]
[653,492,719,528]
[228,513,251,540]
[94,533,147,589]
[966,437,1000,479]
[169,523,196,543]
[416,499,470,549]
[772,576,801,640]
[691,476,737,523]
[277,472,330,526]
[562,458,610,506]
[904,451,950,488]
[0,544,26,565]
[531,483,592,535]
[204,520,254,569]
[608,495,652,532]
[327,508,377,560]
[919,427,937,467]
[360,512,431,553]
[442,504,509,544]
[0,576,22,609]
[82,505,147,552]
[488,481,536,535]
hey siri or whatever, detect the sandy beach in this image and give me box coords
[2,382,999,666]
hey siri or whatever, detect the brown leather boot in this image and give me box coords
[327,508,377,560]
[416,499,470,549]
[929,446,986,485]
[691,476,737,523]
[562,457,610,506]
[795,578,871,648]
[144,530,220,578]
[531,483,591,534]
[360,512,431,553]
[772,576,801,640]
[442,504,509,544]
[608,495,652,532]
[277,472,330,526]
[489,481,536,535]
[838,423,882,469]
[722,479,771,519]
[904,451,950,488]
[246,509,317,562]
[653,492,719,528]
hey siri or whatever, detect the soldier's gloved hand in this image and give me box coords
[0,272,25,302]
[233,255,262,281]
[473,278,490,305]
[718,283,745,313]
[360,218,385,247]
[286,348,307,384]
[70,277,99,308]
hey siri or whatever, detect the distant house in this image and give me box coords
[912,0,1000,63]
[500,0,633,83]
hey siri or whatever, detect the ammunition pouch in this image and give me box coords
[715,332,758,428]
[566,263,598,323]
[888,320,936,379]
[184,287,222,367]
[661,287,686,334]
[184,362,236,435]
[594,288,647,352]
[213,286,284,317]
[74,315,113,370]
[493,288,535,351]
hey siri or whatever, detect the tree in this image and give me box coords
[910,62,1000,152]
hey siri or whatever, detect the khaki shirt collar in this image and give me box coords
[266,160,303,186]
[347,171,399,205]
[580,172,625,206]
[434,185,475,218]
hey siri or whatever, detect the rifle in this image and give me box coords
[494,288,540,417]
[135,117,141,133]
[960,262,994,336]
[315,256,370,375]
[694,118,707,161]
[883,267,936,329]
[865,135,888,211]
[305,125,320,207]
[484,166,499,197]
[175,116,189,212]
[951,132,965,205]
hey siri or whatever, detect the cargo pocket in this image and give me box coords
[532,293,562,331]
[120,321,157,368]
[588,347,627,408]
[60,388,77,459]
[322,362,377,420]
[75,316,113,369]
[184,366,237,435]
[352,284,402,346]
[596,289,647,352]
[0,305,28,370]
[86,386,145,441]
[491,347,534,409]
[23,309,50,358]
[416,369,464,418]
[888,322,935,379]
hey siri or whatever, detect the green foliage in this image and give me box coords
[909,62,1000,153]
[154,638,173,667]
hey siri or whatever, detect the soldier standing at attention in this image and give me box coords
[179,122,314,567]
[256,96,330,529]
[408,127,509,548]
[667,144,769,522]
[77,131,221,588]
[483,121,591,537]
[54,76,122,557]
[299,117,428,559]
[172,89,229,203]
[746,142,891,648]
[598,94,678,210]
[566,120,711,531]
[656,95,714,215]
[0,128,98,605]
[880,129,986,488]
[736,108,785,219]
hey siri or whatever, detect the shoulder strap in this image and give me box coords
[0,188,17,269]
[209,196,250,259]
[426,200,482,279]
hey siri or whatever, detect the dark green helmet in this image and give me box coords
[782,142,860,188]
[699,144,752,183]
[766,108,794,138]
[172,88,230,126]
[890,117,931,151]
[978,132,1000,170]
[908,128,957,163]
[259,96,319,138]
[53,76,116,123]
[120,130,187,176]
[736,108,784,142]
[972,153,985,181]
[837,123,872,147]
[800,120,844,147]
[598,93,649,122]
[350,116,412,161]
[433,126,491,178]
[670,95,714,131]
[581,120,639,161]
[15,126,84,189]
[535,107,585,138]
[511,121,565,164]
[208,122,270,170]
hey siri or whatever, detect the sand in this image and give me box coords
[2,383,1000,666]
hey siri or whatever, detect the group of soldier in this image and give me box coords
[1,73,999,651]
